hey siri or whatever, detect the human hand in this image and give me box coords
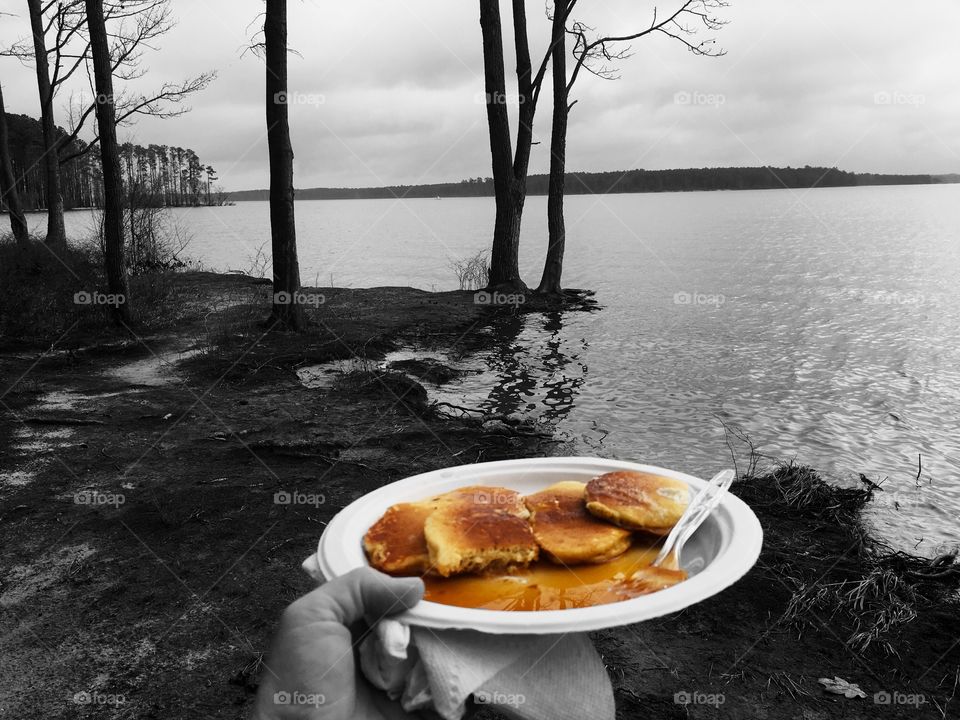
[252,567,425,720]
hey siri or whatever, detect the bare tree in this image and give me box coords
[0,81,30,246]
[85,0,130,324]
[5,1,213,249]
[537,2,570,294]
[479,0,521,290]
[478,0,557,292]
[264,0,304,331]
[537,0,728,294]
[60,2,215,164]
[25,0,69,249]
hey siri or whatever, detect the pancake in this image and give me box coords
[442,485,530,518]
[363,501,436,576]
[585,471,689,534]
[424,501,539,577]
[524,481,633,565]
[363,485,529,576]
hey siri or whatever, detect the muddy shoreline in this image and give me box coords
[1,272,957,719]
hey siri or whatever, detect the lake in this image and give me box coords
[45,184,960,554]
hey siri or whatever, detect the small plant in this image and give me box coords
[717,416,765,479]
[89,196,193,276]
[450,250,490,291]
[244,241,271,279]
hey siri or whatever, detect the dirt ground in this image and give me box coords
[1,273,957,719]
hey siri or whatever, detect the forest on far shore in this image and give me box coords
[227,165,953,202]
[0,112,222,211]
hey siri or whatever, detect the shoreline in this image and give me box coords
[5,177,959,222]
[1,271,958,719]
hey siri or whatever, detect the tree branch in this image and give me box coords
[567,0,729,93]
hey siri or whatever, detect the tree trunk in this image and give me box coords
[0,83,30,246]
[509,0,537,281]
[537,7,568,295]
[129,187,137,270]
[27,0,67,250]
[265,0,304,331]
[86,0,131,324]
[479,0,525,291]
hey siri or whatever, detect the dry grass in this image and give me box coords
[735,460,874,524]
[0,234,198,343]
[196,300,269,357]
[739,463,960,655]
[0,234,104,341]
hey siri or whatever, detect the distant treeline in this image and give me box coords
[2,113,95,210]
[228,166,953,202]
[118,141,222,208]
[0,112,221,212]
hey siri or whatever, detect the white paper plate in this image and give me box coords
[316,457,763,634]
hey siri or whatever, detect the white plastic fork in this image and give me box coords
[652,469,735,568]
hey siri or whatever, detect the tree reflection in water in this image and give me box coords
[479,310,587,423]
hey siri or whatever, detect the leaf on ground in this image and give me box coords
[817,676,866,699]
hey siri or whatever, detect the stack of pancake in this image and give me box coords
[363,471,690,578]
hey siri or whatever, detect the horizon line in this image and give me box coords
[225,165,959,195]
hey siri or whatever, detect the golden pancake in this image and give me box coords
[424,502,539,577]
[363,501,436,575]
[442,485,530,518]
[585,471,689,534]
[524,481,632,565]
[363,485,529,576]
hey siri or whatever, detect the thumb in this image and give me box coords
[295,567,424,627]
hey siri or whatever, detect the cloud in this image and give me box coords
[0,0,957,190]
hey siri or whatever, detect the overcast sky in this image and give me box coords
[1,0,958,191]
